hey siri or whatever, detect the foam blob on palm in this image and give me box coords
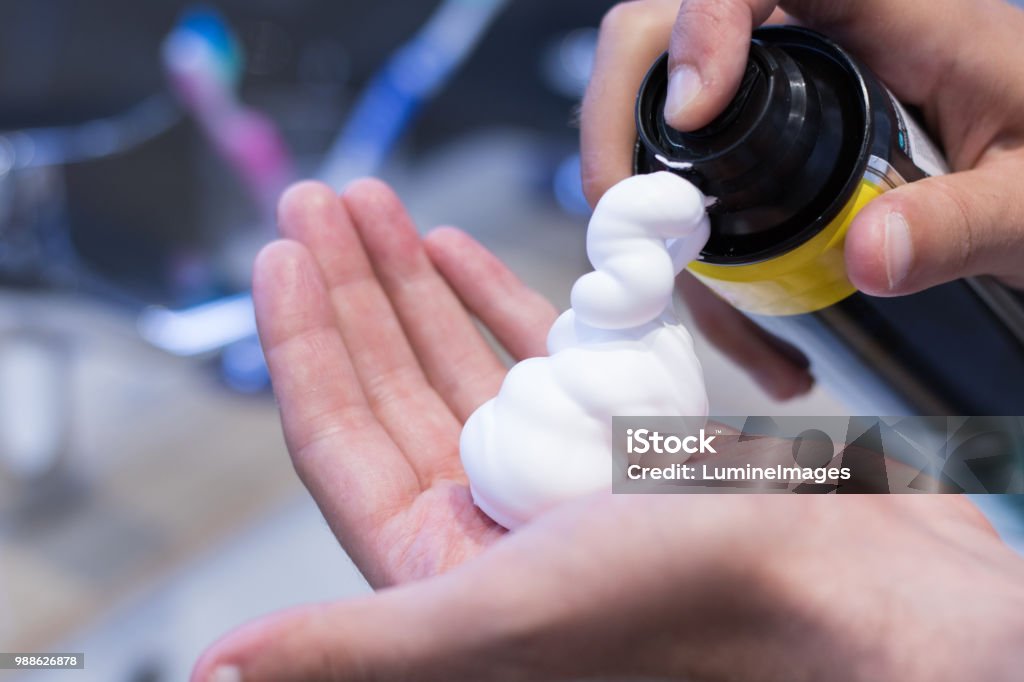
[460,172,711,529]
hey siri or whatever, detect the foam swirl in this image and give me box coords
[460,172,711,529]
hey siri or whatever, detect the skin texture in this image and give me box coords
[581,0,1024,399]
[192,180,1024,682]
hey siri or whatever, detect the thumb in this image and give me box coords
[189,578,504,682]
[663,0,779,130]
[845,163,1024,296]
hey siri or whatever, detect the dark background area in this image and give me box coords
[0,0,614,302]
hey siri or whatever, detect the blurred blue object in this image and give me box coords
[540,27,597,99]
[0,94,179,170]
[221,335,270,394]
[318,0,509,187]
[137,293,256,357]
[553,153,591,216]
[177,7,245,88]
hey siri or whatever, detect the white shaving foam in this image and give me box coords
[460,172,711,529]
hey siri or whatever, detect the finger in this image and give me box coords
[581,0,679,206]
[190,588,444,682]
[424,227,559,361]
[340,180,505,422]
[253,240,419,578]
[277,181,465,485]
[191,553,527,682]
[664,0,778,130]
[678,273,813,400]
[663,0,960,130]
[845,160,1024,296]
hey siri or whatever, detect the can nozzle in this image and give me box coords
[635,27,860,263]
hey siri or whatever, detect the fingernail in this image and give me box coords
[664,65,703,124]
[883,211,913,290]
[208,666,242,682]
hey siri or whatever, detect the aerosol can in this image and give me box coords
[634,26,1024,415]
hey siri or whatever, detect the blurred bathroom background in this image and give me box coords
[2,2,1023,680]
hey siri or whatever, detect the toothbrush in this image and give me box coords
[162,8,294,218]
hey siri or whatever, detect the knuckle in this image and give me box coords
[676,0,743,36]
[677,0,727,32]
[672,0,748,61]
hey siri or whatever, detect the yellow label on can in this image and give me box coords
[688,178,883,316]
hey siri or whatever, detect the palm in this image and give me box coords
[253,179,558,587]
[372,480,502,583]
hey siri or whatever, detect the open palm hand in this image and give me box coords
[253,179,558,586]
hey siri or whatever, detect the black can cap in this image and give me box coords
[635,27,866,264]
